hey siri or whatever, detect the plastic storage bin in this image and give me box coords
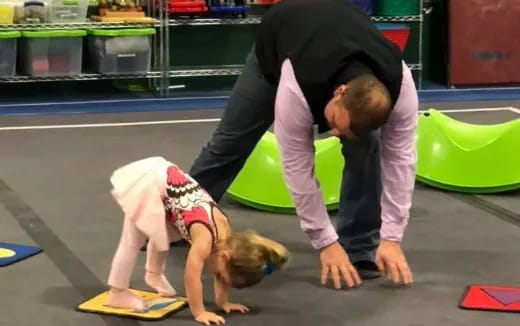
[49,0,88,23]
[87,28,155,75]
[374,0,418,16]
[207,0,250,18]
[350,0,373,15]
[0,1,15,24]
[0,31,20,77]
[19,29,86,77]
[14,1,48,23]
[169,0,208,14]
[375,23,410,52]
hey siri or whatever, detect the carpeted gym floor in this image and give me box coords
[1,102,519,326]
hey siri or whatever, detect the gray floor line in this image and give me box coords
[447,192,520,228]
[0,178,140,326]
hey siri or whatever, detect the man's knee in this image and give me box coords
[205,132,247,159]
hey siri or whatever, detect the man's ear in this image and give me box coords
[334,84,348,97]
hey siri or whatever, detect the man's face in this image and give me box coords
[324,85,357,138]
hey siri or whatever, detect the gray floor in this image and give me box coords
[0,103,519,326]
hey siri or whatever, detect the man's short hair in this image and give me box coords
[340,74,392,137]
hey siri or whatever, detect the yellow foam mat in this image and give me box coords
[76,289,188,320]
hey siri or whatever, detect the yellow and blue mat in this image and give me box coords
[76,289,188,320]
[0,242,42,267]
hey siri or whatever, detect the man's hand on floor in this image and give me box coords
[319,242,362,289]
[375,239,414,285]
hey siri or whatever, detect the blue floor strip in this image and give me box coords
[0,97,229,115]
[1,87,520,116]
[420,86,520,102]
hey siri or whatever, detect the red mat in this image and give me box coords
[460,285,520,313]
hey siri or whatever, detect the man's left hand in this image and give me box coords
[375,239,413,285]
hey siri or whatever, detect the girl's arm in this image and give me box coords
[184,224,213,317]
[214,273,249,314]
[213,276,229,307]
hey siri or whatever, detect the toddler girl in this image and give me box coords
[106,157,289,325]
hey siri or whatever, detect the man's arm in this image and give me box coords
[273,59,337,250]
[379,66,419,243]
[273,59,361,289]
[375,65,418,285]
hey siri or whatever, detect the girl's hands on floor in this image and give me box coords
[218,302,249,314]
[195,311,225,325]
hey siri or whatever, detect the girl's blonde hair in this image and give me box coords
[219,230,289,289]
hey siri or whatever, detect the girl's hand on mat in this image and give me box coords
[375,240,413,285]
[320,242,362,289]
[195,311,225,325]
[219,302,249,314]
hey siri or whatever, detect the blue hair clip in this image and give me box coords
[262,262,275,275]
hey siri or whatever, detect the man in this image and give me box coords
[189,0,418,289]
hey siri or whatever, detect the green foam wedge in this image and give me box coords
[226,131,344,213]
[415,109,520,193]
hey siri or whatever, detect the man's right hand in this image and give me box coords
[319,242,362,289]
